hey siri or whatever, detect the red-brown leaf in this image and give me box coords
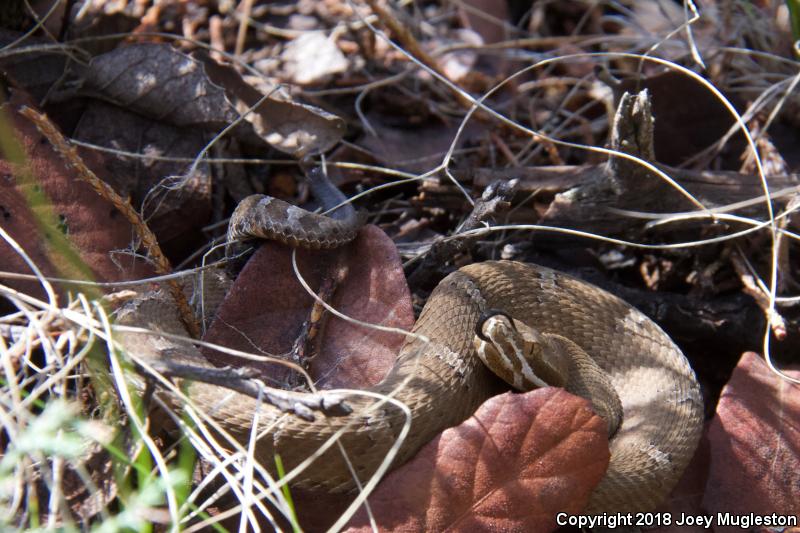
[0,91,156,300]
[202,224,414,389]
[345,388,609,533]
[701,351,800,532]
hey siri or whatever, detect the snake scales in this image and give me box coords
[118,173,704,514]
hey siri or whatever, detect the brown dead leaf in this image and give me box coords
[701,351,800,532]
[80,43,238,130]
[345,388,610,533]
[0,91,156,300]
[72,101,212,247]
[78,43,344,157]
[197,51,346,156]
[358,116,486,174]
[310,225,415,388]
[0,31,72,102]
[201,225,413,389]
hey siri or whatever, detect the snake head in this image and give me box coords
[474,311,569,391]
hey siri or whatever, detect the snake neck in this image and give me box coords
[378,270,494,416]
[542,333,624,437]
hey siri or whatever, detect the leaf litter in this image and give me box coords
[0,1,799,531]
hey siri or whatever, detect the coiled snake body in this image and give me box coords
[121,180,703,513]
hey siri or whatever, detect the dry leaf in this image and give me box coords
[201,225,413,389]
[78,43,344,157]
[281,31,348,85]
[197,50,346,156]
[702,352,800,532]
[0,31,72,101]
[81,43,239,130]
[72,101,212,246]
[0,91,156,299]
[357,117,486,174]
[345,388,610,533]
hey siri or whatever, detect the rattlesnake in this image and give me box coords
[118,173,703,513]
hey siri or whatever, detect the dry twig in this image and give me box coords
[730,247,787,340]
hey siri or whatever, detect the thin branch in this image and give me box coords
[146,357,353,421]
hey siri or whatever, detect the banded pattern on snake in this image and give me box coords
[119,170,704,513]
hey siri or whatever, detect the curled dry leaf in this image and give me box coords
[80,43,345,156]
[345,388,610,533]
[197,51,346,156]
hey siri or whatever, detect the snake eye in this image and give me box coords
[475,309,517,342]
